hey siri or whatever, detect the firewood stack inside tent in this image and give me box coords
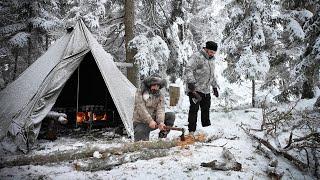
[40,53,124,140]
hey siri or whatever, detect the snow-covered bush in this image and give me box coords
[235,47,270,81]
[218,87,241,112]
[129,34,170,78]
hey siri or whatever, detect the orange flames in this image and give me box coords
[76,112,107,124]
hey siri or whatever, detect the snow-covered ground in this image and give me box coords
[0,89,317,179]
[1,43,318,180]
[1,48,318,180]
[1,0,318,179]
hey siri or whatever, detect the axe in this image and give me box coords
[164,126,185,141]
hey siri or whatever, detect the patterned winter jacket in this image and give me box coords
[132,89,165,125]
[185,49,218,94]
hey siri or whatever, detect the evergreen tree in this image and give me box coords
[221,0,275,107]
[273,0,320,101]
[0,0,62,83]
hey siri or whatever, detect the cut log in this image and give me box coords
[169,85,180,106]
[0,140,178,168]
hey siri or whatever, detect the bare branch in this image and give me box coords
[284,131,293,149]
[293,133,320,143]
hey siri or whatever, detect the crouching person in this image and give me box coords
[133,75,175,141]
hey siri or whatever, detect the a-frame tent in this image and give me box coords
[0,20,136,152]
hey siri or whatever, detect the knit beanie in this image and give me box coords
[205,41,218,51]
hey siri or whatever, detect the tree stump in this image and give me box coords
[169,85,180,106]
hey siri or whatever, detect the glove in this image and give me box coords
[187,83,196,91]
[213,87,219,97]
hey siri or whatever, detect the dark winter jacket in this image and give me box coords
[185,49,218,94]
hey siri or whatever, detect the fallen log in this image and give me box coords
[201,147,242,171]
[0,140,177,168]
[74,149,168,171]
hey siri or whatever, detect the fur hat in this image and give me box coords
[205,41,218,51]
[143,75,167,89]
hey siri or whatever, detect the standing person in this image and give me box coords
[133,75,175,141]
[185,41,219,135]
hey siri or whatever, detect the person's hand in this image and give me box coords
[213,87,219,97]
[193,92,202,101]
[149,120,157,129]
[187,83,196,91]
[158,123,166,131]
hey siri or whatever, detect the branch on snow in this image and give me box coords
[201,147,242,171]
[256,140,284,179]
[239,124,309,171]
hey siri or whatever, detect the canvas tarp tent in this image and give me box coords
[0,20,136,152]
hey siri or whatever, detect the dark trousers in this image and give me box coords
[134,112,175,141]
[188,92,211,132]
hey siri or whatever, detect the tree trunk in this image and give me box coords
[45,34,49,50]
[171,0,183,40]
[252,79,255,107]
[12,52,19,81]
[27,35,32,66]
[165,0,184,80]
[315,96,320,111]
[301,80,314,99]
[124,0,138,87]
[27,2,33,66]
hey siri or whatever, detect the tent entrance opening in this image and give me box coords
[52,52,122,129]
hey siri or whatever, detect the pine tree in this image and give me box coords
[221,0,275,107]
[273,0,320,101]
[0,0,62,83]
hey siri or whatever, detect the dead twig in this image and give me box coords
[202,142,228,147]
